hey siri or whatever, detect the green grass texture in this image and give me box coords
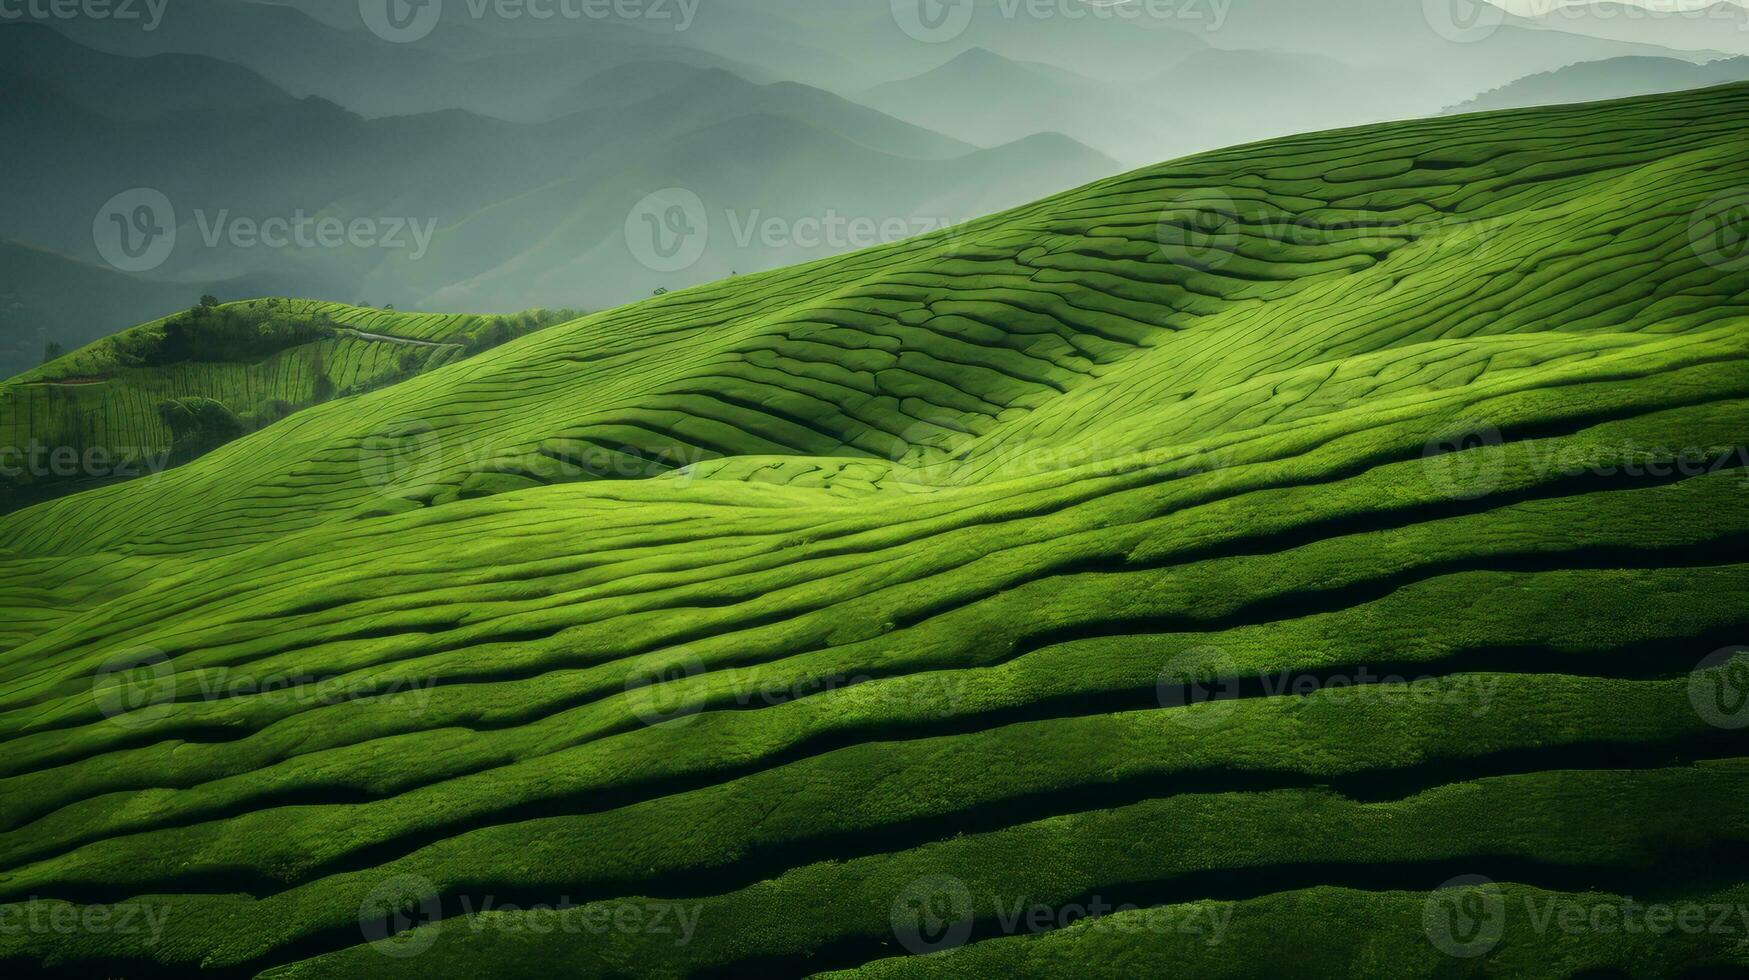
[0,84,1747,977]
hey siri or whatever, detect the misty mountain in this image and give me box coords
[1448,53,1749,113]
[859,48,1150,158]
[1198,0,1722,106]
[0,242,282,382]
[2,26,1114,315]
[35,0,764,120]
[1518,2,1749,57]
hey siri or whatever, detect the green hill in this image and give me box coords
[0,241,272,383]
[0,300,576,514]
[0,84,1747,977]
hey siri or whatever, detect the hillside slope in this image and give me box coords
[0,300,575,514]
[0,85,1747,977]
[0,242,283,383]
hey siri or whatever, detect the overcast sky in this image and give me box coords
[1487,0,1744,12]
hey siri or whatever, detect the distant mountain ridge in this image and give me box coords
[1447,53,1749,113]
[1,24,1117,319]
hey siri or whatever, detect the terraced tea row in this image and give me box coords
[0,86,1746,976]
[0,301,574,515]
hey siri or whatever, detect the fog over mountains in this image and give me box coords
[3,0,1744,378]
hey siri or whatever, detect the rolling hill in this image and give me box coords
[0,300,576,514]
[0,242,288,384]
[0,84,1747,977]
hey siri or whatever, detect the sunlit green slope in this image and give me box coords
[0,85,1747,977]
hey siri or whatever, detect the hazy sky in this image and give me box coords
[1488,0,1744,11]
